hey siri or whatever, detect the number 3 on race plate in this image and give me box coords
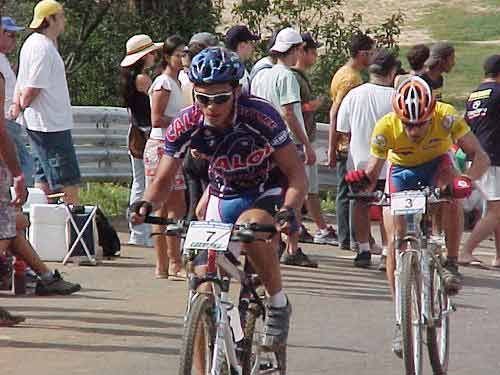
[184,221,234,252]
[390,191,426,215]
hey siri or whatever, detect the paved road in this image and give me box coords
[1,230,499,375]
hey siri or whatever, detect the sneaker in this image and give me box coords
[281,248,318,268]
[313,226,339,246]
[441,261,462,295]
[36,270,81,296]
[354,251,371,268]
[378,255,387,271]
[261,300,292,351]
[0,307,25,327]
[392,324,403,358]
[298,224,314,243]
[351,242,360,253]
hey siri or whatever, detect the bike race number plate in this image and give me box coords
[184,221,234,252]
[390,191,426,215]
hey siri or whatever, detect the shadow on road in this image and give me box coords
[0,340,180,356]
[288,343,367,354]
[5,305,182,319]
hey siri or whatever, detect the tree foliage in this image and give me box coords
[4,0,223,106]
[232,0,404,121]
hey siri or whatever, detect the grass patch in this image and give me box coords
[418,6,500,41]
[398,43,493,111]
[80,182,130,217]
[320,190,336,214]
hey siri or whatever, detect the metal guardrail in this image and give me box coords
[71,106,338,188]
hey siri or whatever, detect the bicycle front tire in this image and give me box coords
[178,293,217,375]
[400,251,423,375]
[427,263,450,375]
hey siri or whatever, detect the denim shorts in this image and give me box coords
[6,120,34,186]
[0,162,15,240]
[27,129,81,191]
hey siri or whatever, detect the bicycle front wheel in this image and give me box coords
[241,294,286,375]
[427,263,450,375]
[178,293,217,375]
[400,251,423,375]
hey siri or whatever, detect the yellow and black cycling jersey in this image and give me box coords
[371,102,470,167]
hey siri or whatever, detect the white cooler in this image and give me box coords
[29,204,69,261]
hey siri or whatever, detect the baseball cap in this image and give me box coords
[29,0,63,29]
[1,17,25,32]
[425,42,455,68]
[301,33,322,49]
[270,27,303,53]
[225,25,259,50]
[483,54,500,76]
[189,32,220,48]
[369,49,400,75]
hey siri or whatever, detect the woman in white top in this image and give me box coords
[143,35,187,279]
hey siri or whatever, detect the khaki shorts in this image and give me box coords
[144,138,186,191]
[305,163,319,195]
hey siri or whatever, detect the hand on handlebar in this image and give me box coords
[129,200,153,225]
[451,175,472,199]
[274,206,299,235]
[345,169,371,193]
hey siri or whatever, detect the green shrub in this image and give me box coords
[79,182,130,217]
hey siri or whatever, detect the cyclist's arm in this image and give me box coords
[456,132,490,180]
[365,156,386,191]
[273,143,308,210]
[143,155,183,207]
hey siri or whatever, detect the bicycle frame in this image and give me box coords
[394,200,454,333]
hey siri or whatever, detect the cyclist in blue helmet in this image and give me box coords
[131,47,307,357]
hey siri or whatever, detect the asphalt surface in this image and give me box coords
[1,228,499,375]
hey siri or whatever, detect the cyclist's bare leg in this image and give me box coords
[461,201,500,263]
[165,190,186,272]
[384,209,405,298]
[237,208,282,295]
[441,199,463,258]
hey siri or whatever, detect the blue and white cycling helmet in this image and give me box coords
[189,47,245,85]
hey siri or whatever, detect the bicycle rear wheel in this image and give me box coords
[427,263,450,375]
[400,251,423,375]
[178,293,217,375]
[241,294,286,375]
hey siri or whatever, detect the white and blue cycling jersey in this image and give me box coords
[164,95,292,201]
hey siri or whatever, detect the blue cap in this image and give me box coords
[1,17,25,32]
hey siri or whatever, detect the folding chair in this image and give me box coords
[62,205,99,265]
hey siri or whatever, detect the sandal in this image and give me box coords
[458,254,483,266]
[0,307,25,327]
[168,264,186,281]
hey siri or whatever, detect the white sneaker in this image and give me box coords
[313,226,339,246]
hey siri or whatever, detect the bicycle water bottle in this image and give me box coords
[12,257,26,295]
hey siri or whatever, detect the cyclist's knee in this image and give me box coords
[237,208,276,243]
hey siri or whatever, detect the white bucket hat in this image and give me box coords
[270,27,303,53]
[120,34,163,67]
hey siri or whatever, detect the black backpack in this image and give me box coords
[95,208,121,257]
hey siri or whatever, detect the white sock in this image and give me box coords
[359,242,370,253]
[382,247,388,256]
[269,290,287,308]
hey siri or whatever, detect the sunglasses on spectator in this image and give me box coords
[194,90,233,106]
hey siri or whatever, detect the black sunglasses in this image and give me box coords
[403,119,431,129]
[193,90,233,106]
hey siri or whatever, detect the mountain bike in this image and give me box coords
[349,187,455,375]
[144,216,287,375]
